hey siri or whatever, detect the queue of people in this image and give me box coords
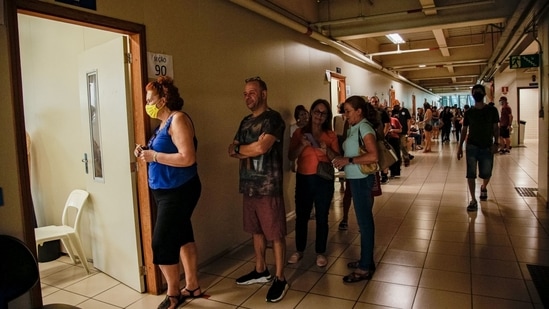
[135,75,505,307]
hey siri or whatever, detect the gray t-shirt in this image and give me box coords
[234,109,285,196]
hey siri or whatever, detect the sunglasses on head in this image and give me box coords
[245,76,262,83]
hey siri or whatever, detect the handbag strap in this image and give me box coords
[358,122,379,147]
[358,128,364,147]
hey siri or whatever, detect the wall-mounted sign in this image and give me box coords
[55,0,96,10]
[147,52,174,79]
[502,86,508,94]
[509,54,539,69]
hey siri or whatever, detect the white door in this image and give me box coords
[519,88,539,143]
[78,36,144,292]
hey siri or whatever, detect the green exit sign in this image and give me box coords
[509,54,539,69]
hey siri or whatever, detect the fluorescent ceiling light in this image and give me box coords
[386,33,405,44]
[419,64,426,68]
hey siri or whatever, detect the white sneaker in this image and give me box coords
[287,252,303,264]
[316,254,328,267]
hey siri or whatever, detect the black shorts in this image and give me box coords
[151,175,201,265]
[500,126,510,138]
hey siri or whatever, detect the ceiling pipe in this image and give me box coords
[229,0,435,95]
[229,0,380,69]
[366,42,486,57]
[478,0,538,82]
[392,62,488,72]
[311,0,495,29]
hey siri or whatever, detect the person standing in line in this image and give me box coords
[287,99,340,267]
[289,105,309,137]
[289,105,309,172]
[228,76,289,303]
[387,111,402,178]
[423,102,434,152]
[391,103,414,166]
[457,84,499,211]
[431,105,441,140]
[333,103,348,193]
[335,103,353,230]
[369,96,391,183]
[440,106,454,143]
[498,96,513,154]
[453,107,463,143]
[332,95,379,283]
[134,76,202,309]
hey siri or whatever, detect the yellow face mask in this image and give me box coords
[145,103,161,119]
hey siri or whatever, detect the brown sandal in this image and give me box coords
[157,294,185,309]
[180,286,203,299]
[343,270,374,283]
[347,261,360,268]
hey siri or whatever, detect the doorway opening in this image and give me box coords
[517,87,540,147]
[6,1,161,306]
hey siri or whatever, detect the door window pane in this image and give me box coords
[87,72,104,181]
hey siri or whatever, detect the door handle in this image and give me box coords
[82,153,89,174]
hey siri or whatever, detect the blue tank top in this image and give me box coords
[148,114,198,189]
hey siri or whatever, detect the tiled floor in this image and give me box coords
[39,138,548,308]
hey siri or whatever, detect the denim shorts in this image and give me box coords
[465,144,494,179]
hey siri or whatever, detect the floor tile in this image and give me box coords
[419,269,471,293]
[359,280,416,308]
[412,288,471,309]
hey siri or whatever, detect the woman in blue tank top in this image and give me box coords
[134,76,202,309]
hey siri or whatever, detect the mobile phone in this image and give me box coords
[304,133,320,148]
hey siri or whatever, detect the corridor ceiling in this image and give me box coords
[236,0,546,94]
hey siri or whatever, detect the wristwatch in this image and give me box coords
[234,144,240,154]
[349,157,354,164]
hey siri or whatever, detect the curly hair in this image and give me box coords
[145,76,184,111]
[345,95,380,129]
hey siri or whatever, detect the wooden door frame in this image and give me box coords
[5,0,161,305]
[329,71,347,104]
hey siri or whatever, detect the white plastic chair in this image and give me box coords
[35,189,91,274]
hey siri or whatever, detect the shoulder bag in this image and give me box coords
[376,136,398,170]
[357,127,380,174]
[316,161,335,181]
[357,126,398,174]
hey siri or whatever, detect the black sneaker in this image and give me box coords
[467,200,478,211]
[480,188,488,201]
[266,278,289,303]
[380,174,389,184]
[236,269,272,285]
